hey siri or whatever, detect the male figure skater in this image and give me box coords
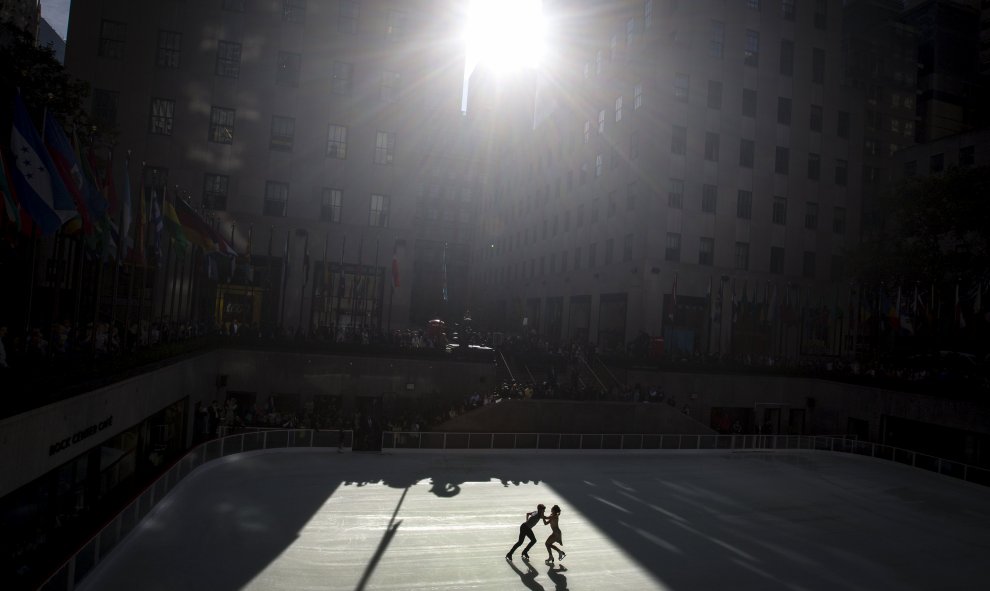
[506,503,546,561]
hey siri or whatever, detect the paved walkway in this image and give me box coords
[79,449,989,590]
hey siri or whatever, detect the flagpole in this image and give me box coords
[266,225,273,329]
[335,234,346,338]
[24,222,39,336]
[317,231,327,332]
[297,230,309,331]
[278,229,290,330]
[371,237,380,333]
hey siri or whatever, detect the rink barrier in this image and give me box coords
[380,432,990,487]
[39,430,989,591]
[39,429,353,591]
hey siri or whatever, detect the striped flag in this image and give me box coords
[9,94,73,234]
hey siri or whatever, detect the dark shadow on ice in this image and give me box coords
[505,556,545,591]
[355,486,407,591]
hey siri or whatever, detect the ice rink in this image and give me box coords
[78,448,989,591]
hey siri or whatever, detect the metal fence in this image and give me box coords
[39,429,352,591]
[381,431,990,487]
[40,429,988,591]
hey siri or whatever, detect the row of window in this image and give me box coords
[747,0,830,29]
[147,99,396,161]
[490,239,840,284]
[98,3,406,60]
[490,186,846,260]
[903,146,977,177]
[201,173,389,226]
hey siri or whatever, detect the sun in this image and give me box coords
[464,0,546,75]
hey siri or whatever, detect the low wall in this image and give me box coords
[436,399,715,435]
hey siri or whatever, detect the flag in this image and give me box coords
[120,156,133,259]
[174,197,218,251]
[162,195,190,254]
[9,95,73,234]
[0,149,21,231]
[43,111,93,233]
[391,244,401,288]
[955,284,966,329]
[149,188,163,262]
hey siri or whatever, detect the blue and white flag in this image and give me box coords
[9,95,75,234]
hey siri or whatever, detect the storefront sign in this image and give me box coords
[48,416,114,456]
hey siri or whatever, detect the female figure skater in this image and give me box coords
[543,504,565,565]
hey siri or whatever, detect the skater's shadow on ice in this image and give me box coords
[506,558,545,591]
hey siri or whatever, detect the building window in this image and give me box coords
[623,233,633,262]
[710,21,724,58]
[739,139,755,168]
[671,125,686,155]
[387,10,407,38]
[802,251,816,278]
[702,184,717,213]
[381,71,401,102]
[270,116,295,151]
[626,17,636,46]
[708,80,722,109]
[737,190,753,219]
[99,19,126,59]
[808,153,821,180]
[615,96,623,122]
[699,237,714,266]
[332,61,353,95]
[630,131,640,160]
[742,88,757,117]
[835,159,848,186]
[283,0,306,23]
[814,0,827,29]
[326,124,347,158]
[595,154,603,177]
[805,202,819,229]
[598,109,606,133]
[777,97,791,125]
[216,41,241,78]
[374,131,396,165]
[626,181,639,210]
[705,132,720,162]
[668,178,684,209]
[812,48,825,84]
[772,196,787,225]
[149,98,174,135]
[203,173,229,211]
[674,73,689,101]
[208,106,235,144]
[810,105,823,131]
[744,30,760,66]
[665,233,681,262]
[833,207,846,235]
[837,111,850,139]
[775,146,789,174]
[156,30,181,69]
[770,247,784,274]
[645,0,654,27]
[321,188,342,222]
[276,51,301,87]
[960,145,975,167]
[264,181,289,217]
[780,39,794,77]
[781,0,796,21]
[930,153,944,174]
[338,0,359,32]
[92,89,119,126]
[634,83,643,109]
[735,242,750,270]
[583,120,590,143]
[369,194,390,227]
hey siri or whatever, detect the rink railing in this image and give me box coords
[381,431,990,487]
[41,430,989,591]
[39,429,353,591]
